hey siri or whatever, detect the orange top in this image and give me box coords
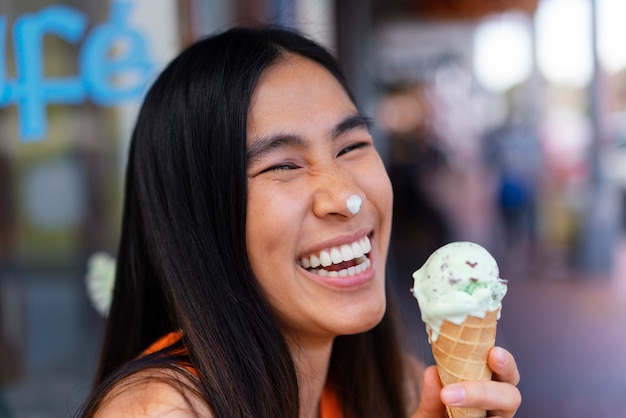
[319,382,343,418]
[143,331,185,356]
[144,332,344,418]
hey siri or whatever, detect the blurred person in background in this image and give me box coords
[78,25,521,418]
[483,99,542,275]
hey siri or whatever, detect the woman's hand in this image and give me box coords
[411,347,521,418]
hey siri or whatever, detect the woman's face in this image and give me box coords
[245,54,393,344]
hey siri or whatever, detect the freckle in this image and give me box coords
[466,261,477,268]
[470,277,478,282]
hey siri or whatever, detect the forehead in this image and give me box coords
[254,53,346,97]
[247,54,356,141]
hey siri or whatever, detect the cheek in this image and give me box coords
[246,186,273,257]
[246,183,307,307]
[379,173,394,212]
[363,161,393,216]
[246,180,304,263]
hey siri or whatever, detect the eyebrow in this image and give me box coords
[247,113,372,163]
[331,114,373,139]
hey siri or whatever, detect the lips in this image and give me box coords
[299,236,372,277]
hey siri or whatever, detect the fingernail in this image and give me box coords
[441,385,465,406]
[493,346,508,366]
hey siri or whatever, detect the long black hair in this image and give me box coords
[80,25,413,418]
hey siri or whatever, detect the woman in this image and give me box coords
[80,26,520,417]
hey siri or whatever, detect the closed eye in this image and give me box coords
[337,141,370,157]
[260,162,300,173]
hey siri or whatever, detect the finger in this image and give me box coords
[488,347,520,386]
[441,380,521,417]
[410,366,447,418]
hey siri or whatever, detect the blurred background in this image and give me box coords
[1,0,625,416]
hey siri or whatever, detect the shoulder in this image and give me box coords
[94,368,213,418]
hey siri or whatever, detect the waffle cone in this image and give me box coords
[429,309,499,418]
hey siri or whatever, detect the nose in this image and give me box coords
[312,165,365,219]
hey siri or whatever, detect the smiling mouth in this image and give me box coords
[299,236,372,277]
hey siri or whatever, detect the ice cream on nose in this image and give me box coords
[346,194,362,215]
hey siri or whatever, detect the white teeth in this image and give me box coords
[308,258,371,278]
[340,244,354,260]
[330,248,342,264]
[300,236,372,278]
[319,250,332,267]
[361,237,371,253]
[351,241,364,258]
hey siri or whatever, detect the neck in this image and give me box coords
[286,336,334,418]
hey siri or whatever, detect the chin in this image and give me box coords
[338,300,386,335]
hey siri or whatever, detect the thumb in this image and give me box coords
[411,365,447,418]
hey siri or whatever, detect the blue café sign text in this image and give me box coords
[0,1,154,142]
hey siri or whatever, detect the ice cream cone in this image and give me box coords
[411,242,507,417]
[429,309,499,418]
